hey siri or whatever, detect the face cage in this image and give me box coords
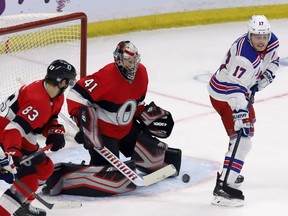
[120,54,141,81]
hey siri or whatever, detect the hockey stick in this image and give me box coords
[14,179,82,209]
[94,146,177,186]
[17,145,82,209]
[59,112,78,131]
[1,145,82,209]
[78,106,177,186]
[223,89,256,196]
[19,144,53,165]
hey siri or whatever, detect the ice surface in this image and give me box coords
[1,18,288,215]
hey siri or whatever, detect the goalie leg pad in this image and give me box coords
[43,160,137,197]
[77,106,103,149]
[132,133,167,174]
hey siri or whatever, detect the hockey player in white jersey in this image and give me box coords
[207,15,279,206]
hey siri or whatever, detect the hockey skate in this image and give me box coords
[13,203,46,216]
[211,173,244,207]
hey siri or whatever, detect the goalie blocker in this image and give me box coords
[43,102,181,197]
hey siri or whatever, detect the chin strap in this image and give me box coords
[56,85,68,96]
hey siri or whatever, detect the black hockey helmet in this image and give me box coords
[45,59,77,87]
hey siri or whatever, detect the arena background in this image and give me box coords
[0,0,288,37]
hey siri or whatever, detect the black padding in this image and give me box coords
[44,160,137,197]
[164,147,182,176]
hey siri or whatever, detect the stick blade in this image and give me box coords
[142,164,177,186]
[51,201,82,209]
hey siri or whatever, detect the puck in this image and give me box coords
[182,174,190,183]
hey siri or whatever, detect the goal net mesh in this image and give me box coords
[0,12,87,137]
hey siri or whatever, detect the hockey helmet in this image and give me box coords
[46,59,77,87]
[248,15,271,41]
[113,41,141,82]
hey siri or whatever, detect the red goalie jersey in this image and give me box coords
[67,62,148,139]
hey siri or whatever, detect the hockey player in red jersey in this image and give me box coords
[208,15,279,207]
[0,59,76,216]
[42,41,181,197]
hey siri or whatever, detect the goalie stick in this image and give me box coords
[223,88,256,196]
[94,146,177,186]
[78,106,177,186]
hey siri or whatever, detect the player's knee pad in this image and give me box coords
[42,160,137,197]
[36,156,54,182]
[132,132,168,174]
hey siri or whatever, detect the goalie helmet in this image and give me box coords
[113,41,141,82]
[248,15,271,41]
[46,59,77,87]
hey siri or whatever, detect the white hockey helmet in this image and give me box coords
[248,15,271,40]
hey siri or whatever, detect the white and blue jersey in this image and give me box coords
[208,33,279,110]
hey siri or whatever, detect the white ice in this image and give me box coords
[1,18,288,216]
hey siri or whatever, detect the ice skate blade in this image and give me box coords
[211,195,244,207]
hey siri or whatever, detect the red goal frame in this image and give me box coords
[0,12,87,78]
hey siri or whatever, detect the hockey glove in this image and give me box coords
[232,109,250,136]
[139,101,174,138]
[0,149,17,184]
[46,124,65,151]
[255,70,275,92]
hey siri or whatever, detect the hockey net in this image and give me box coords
[0,12,87,137]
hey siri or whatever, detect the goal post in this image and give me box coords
[0,12,88,136]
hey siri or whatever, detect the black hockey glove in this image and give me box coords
[139,101,174,138]
[46,124,65,151]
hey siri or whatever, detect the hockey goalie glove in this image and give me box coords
[139,101,174,138]
[46,124,66,151]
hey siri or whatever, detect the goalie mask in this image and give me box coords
[113,41,141,82]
